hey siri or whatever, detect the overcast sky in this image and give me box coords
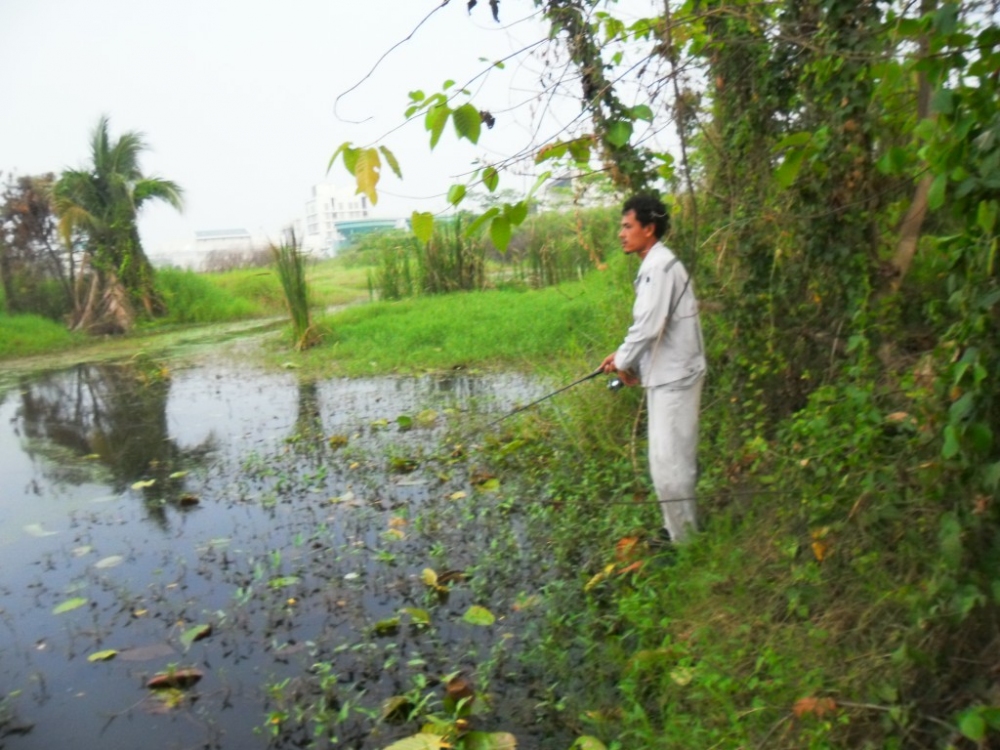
[1,1,659,255]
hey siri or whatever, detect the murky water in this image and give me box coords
[0,352,568,749]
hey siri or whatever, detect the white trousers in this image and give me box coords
[646,377,703,543]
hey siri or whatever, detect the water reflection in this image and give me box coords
[15,363,215,522]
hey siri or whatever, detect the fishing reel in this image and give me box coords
[607,377,625,392]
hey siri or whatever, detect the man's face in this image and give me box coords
[618,210,656,256]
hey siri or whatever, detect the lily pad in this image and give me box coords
[52,597,88,615]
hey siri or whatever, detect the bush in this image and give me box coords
[154,267,261,324]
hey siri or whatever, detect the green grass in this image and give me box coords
[154,267,263,324]
[284,265,631,377]
[0,313,79,358]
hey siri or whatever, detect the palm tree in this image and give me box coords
[54,115,182,332]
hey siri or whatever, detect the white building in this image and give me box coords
[302,183,370,255]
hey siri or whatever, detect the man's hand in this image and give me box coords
[601,352,639,386]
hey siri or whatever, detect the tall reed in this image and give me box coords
[271,232,317,350]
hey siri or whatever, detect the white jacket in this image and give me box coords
[613,242,706,389]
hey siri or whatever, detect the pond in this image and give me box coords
[0,341,577,749]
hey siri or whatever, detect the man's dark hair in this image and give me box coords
[622,194,670,239]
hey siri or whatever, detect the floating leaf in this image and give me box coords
[397,414,414,431]
[463,731,517,749]
[87,649,117,662]
[374,617,401,636]
[462,605,496,626]
[269,576,300,589]
[328,434,349,449]
[381,694,415,723]
[477,478,501,493]
[146,668,203,690]
[71,545,93,557]
[131,479,156,490]
[168,470,188,479]
[94,555,124,569]
[24,523,58,538]
[415,409,438,426]
[53,597,88,614]
[180,624,212,651]
[383,734,450,750]
[421,568,443,590]
[391,457,419,473]
[401,607,431,626]
[449,491,468,501]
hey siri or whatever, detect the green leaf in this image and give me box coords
[775,148,806,188]
[382,734,449,750]
[959,709,987,741]
[928,173,947,210]
[482,166,499,192]
[571,738,609,750]
[396,414,414,431]
[568,138,592,164]
[505,201,529,227]
[426,105,450,150]
[131,479,156,490]
[380,146,403,179]
[452,103,482,144]
[465,207,499,237]
[447,183,467,206]
[411,211,434,243]
[268,576,300,589]
[53,597,88,614]
[408,90,425,102]
[401,607,431,625]
[87,649,117,662]
[462,605,496,626]
[527,170,551,199]
[489,215,511,252]
[327,141,352,174]
[942,424,961,459]
[180,624,212,651]
[605,120,633,148]
[630,104,653,122]
[463,732,517,749]
[535,141,568,163]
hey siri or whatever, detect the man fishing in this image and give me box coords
[600,194,706,548]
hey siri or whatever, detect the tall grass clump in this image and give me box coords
[154,267,261,324]
[271,234,318,350]
[504,205,619,288]
[415,216,486,294]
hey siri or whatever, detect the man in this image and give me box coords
[600,194,706,546]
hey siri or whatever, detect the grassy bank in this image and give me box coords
[0,313,80,358]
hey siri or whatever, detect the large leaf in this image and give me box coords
[87,649,118,662]
[452,103,482,144]
[380,146,403,179]
[426,105,450,149]
[411,211,434,243]
[447,183,467,206]
[354,147,382,205]
[774,147,806,188]
[605,120,633,148]
[481,166,499,192]
[490,215,511,252]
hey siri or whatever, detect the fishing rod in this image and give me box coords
[483,366,618,430]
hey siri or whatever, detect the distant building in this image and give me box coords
[302,184,371,255]
[194,228,254,254]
